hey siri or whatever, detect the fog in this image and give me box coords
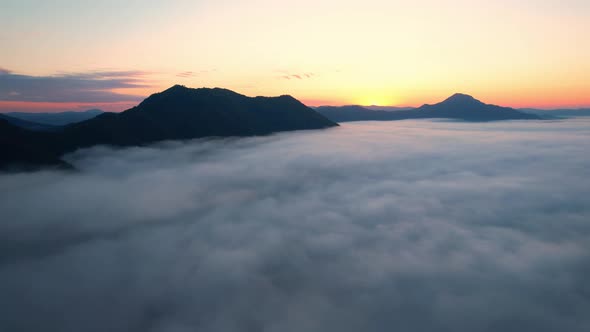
[1,119,589,332]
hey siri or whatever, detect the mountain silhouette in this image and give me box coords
[1,86,337,170]
[415,93,540,120]
[317,93,541,122]
[55,85,337,152]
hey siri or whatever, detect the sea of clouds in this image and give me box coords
[1,118,589,332]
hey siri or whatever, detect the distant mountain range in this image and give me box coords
[4,87,587,171]
[315,105,413,122]
[1,85,337,170]
[4,109,104,126]
[518,108,590,118]
[0,113,58,132]
[317,94,541,122]
[361,106,415,112]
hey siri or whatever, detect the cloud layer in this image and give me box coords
[1,119,589,332]
[0,69,148,103]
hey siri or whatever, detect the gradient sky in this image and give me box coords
[1,0,589,112]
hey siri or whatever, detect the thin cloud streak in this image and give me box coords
[279,72,316,80]
[176,71,196,78]
[176,69,217,78]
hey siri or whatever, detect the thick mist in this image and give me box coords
[1,119,589,332]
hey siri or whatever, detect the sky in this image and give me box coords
[1,0,589,112]
[1,119,589,331]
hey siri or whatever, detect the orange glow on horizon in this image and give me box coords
[1,1,588,112]
[0,101,139,113]
[3,90,589,114]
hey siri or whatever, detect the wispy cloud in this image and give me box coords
[279,72,316,80]
[176,71,196,78]
[0,69,149,103]
[176,69,217,79]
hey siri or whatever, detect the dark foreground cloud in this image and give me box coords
[0,69,148,103]
[0,119,589,332]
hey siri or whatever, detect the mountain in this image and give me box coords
[1,85,337,170]
[414,93,541,120]
[54,85,337,152]
[317,93,541,122]
[5,109,104,126]
[0,114,58,131]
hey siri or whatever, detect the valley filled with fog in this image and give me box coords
[1,118,589,332]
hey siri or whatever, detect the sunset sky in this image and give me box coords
[1,0,589,112]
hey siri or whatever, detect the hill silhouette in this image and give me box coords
[1,85,337,170]
[317,93,541,122]
[519,108,590,118]
[315,105,408,122]
[0,114,58,131]
[5,109,104,126]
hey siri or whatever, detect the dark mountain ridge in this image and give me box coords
[1,85,337,170]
